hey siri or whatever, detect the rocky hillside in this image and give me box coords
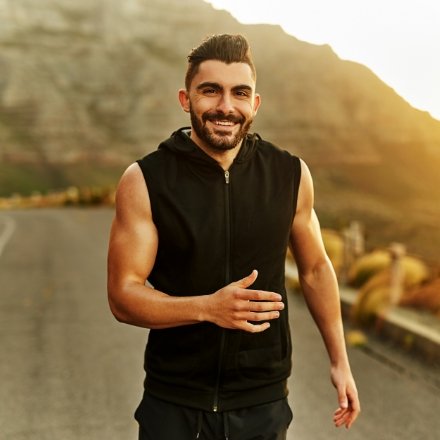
[1,0,440,259]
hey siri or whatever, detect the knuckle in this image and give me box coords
[253,302,264,312]
[251,312,260,321]
[232,288,241,299]
[231,311,242,320]
[232,302,242,312]
[256,291,265,300]
[248,325,258,333]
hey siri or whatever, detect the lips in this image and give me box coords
[212,120,235,126]
[203,112,243,126]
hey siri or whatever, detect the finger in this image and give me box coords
[334,405,359,429]
[249,300,284,312]
[334,381,349,412]
[346,415,356,429]
[231,270,258,289]
[346,401,361,429]
[333,408,349,422]
[345,410,357,429]
[333,411,351,428]
[333,407,348,418]
[236,288,282,302]
[241,321,271,333]
[337,392,349,410]
[345,388,360,428]
[333,407,348,420]
[235,311,281,322]
[348,389,361,415]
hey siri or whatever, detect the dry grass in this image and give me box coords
[0,186,116,209]
[349,250,433,324]
[400,278,440,317]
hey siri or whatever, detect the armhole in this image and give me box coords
[292,156,302,215]
[135,158,156,223]
[136,158,149,187]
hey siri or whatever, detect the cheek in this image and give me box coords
[237,98,257,112]
[240,102,257,119]
[192,98,215,115]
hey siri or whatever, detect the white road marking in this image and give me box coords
[0,215,16,257]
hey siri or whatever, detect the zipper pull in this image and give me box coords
[224,170,230,184]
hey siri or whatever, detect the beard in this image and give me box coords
[190,107,253,152]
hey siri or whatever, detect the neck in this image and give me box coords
[188,131,243,171]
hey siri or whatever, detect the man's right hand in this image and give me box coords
[202,270,284,333]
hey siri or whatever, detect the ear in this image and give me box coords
[178,89,190,113]
[253,93,261,116]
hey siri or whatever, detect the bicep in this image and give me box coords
[107,163,158,291]
[289,160,328,275]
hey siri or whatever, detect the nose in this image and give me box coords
[216,92,234,114]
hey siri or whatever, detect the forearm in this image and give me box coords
[108,281,207,329]
[108,270,284,332]
[290,163,360,426]
[299,258,350,367]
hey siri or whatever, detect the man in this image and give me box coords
[107,33,360,439]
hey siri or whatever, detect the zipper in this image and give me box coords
[223,170,231,284]
[213,169,232,412]
[224,170,230,184]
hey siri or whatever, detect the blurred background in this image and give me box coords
[1,0,440,259]
[0,0,439,439]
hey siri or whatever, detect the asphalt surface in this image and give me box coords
[0,208,439,440]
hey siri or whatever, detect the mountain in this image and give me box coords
[1,0,440,260]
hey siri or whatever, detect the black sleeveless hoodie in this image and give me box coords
[136,127,301,412]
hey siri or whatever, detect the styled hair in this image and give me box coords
[185,34,256,90]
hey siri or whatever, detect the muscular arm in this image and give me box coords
[290,159,360,429]
[107,163,284,331]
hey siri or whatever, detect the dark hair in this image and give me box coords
[185,34,256,90]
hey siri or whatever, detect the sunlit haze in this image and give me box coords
[206,0,440,120]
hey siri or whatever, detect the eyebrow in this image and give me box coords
[196,82,253,93]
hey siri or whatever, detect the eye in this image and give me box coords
[235,89,251,98]
[202,87,218,95]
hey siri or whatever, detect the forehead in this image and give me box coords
[190,60,256,90]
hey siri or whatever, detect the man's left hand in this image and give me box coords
[331,365,361,429]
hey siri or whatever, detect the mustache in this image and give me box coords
[202,111,243,124]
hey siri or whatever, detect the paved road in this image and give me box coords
[0,208,439,439]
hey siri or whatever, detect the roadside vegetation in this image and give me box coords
[1,186,438,331]
[0,185,116,209]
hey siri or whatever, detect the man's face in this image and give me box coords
[179,60,261,152]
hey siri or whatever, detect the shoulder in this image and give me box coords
[296,158,315,213]
[118,162,145,190]
[253,135,301,167]
[252,134,315,208]
[297,157,312,180]
[136,146,180,187]
[114,162,151,219]
[254,136,295,157]
[252,135,303,179]
[137,148,169,171]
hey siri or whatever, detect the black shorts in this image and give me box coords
[136,394,293,440]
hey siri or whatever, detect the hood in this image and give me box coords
[158,127,260,168]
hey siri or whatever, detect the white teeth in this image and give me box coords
[214,120,234,126]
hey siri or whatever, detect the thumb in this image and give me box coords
[338,389,349,409]
[231,269,258,288]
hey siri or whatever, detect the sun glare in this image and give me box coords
[206,0,440,120]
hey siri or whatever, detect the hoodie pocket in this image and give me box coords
[236,316,291,382]
[146,323,219,388]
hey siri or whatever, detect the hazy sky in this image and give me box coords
[206,0,440,121]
